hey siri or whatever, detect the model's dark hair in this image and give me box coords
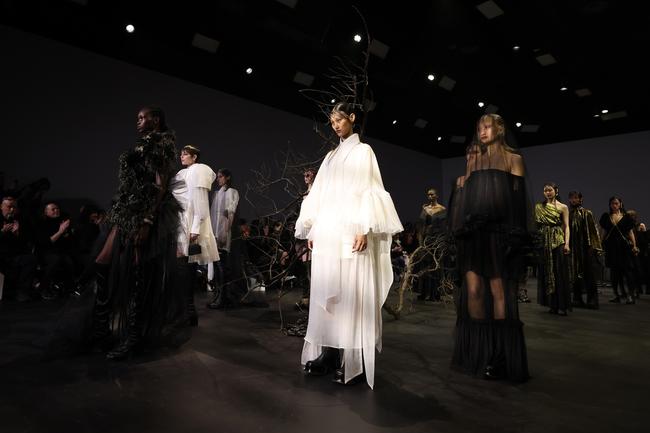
[218,168,233,187]
[330,102,356,120]
[608,195,626,214]
[568,190,582,199]
[142,105,168,131]
[541,182,561,205]
[182,145,201,162]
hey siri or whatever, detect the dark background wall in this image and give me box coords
[0,26,442,225]
[441,130,650,222]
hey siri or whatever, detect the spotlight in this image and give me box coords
[515,122,522,127]
[331,99,336,103]
[601,109,608,114]
[513,45,520,51]
[392,120,397,125]
[478,101,485,108]
[354,34,362,43]
[437,136,442,141]
[593,114,600,118]
[560,87,568,91]
[427,74,435,81]
[125,24,135,33]
[245,67,253,75]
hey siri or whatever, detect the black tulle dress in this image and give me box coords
[449,153,530,382]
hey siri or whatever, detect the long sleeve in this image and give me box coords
[294,152,330,239]
[355,145,403,236]
[190,187,210,234]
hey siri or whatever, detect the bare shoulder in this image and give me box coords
[509,153,525,176]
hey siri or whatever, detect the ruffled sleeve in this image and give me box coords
[354,145,403,236]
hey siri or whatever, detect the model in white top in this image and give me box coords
[210,169,239,253]
[295,102,403,388]
[173,146,220,264]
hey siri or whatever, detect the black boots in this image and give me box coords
[304,347,340,376]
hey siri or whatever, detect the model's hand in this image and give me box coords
[563,244,570,255]
[352,234,368,252]
[10,221,19,233]
[190,233,199,243]
[1,223,12,233]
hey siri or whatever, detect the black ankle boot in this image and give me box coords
[304,347,339,376]
[107,288,142,361]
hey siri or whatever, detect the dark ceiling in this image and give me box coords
[2,0,649,157]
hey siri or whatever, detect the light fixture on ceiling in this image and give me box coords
[437,136,442,141]
[478,101,485,108]
[513,45,520,51]
[601,109,609,114]
[427,74,435,81]
[515,122,522,127]
[392,120,397,125]
[245,67,253,75]
[353,34,362,43]
[560,86,568,91]
[125,24,135,33]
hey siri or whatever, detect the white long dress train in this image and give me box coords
[295,133,403,388]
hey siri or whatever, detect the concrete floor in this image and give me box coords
[1,281,648,433]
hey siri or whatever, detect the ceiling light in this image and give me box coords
[593,114,600,118]
[353,34,362,43]
[437,136,442,141]
[392,120,397,125]
[427,74,435,81]
[560,86,568,91]
[513,45,520,51]
[478,101,485,108]
[125,24,135,33]
[515,122,522,127]
[331,99,336,103]
[245,67,253,75]
[601,109,608,114]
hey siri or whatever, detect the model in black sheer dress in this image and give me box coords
[449,114,530,382]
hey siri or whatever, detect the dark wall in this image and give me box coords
[442,130,650,223]
[0,26,442,225]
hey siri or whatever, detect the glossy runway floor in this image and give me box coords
[1,281,648,433]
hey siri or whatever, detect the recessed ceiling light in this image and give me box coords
[478,101,485,108]
[560,87,568,91]
[427,74,435,81]
[513,45,520,51]
[353,34,362,43]
[593,114,600,118]
[125,24,135,33]
[392,120,397,125]
[245,67,253,75]
[601,109,608,114]
[515,122,522,127]
[437,136,442,141]
[331,99,335,104]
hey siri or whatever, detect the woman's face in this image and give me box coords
[180,150,196,167]
[330,112,354,139]
[478,119,496,144]
[543,185,557,201]
[217,172,229,187]
[427,190,438,201]
[610,199,621,212]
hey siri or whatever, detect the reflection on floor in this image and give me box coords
[0,280,647,433]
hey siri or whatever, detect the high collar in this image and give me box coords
[339,133,360,148]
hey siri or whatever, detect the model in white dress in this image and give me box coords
[295,103,403,388]
[171,146,220,326]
